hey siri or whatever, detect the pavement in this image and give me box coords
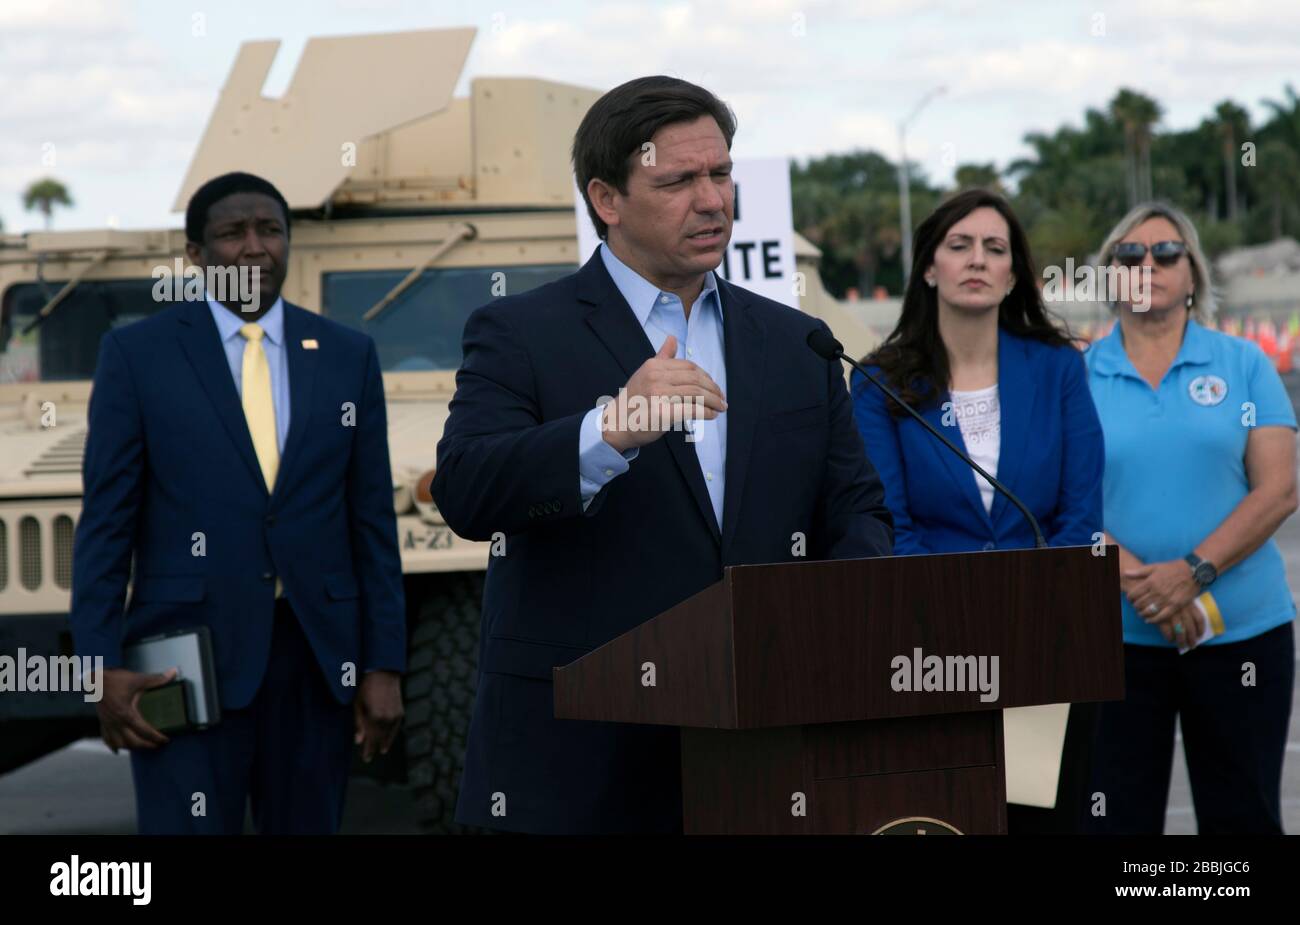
[0,738,420,834]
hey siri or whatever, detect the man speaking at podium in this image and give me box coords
[433,77,893,834]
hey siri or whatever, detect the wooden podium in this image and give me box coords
[553,546,1123,834]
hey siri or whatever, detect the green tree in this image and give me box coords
[1022,201,1100,276]
[953,163,1004,194]
[1006,112,1126,267]
[1196,218,1243,256]
[790,83,1300,294]
[1110,89,1162,205]
[1260,84,1300,152]
[1008,108,1124,215]
[1255,84,1300,240]
[22,178,74,230]
[1155,120,1221,219]
[1255,139,1300,239]
[1213,100,1251,223]
[791,150,941,297]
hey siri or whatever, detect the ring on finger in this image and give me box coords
[1146,603,1159,615]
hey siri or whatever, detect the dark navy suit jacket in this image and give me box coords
[432,250,894,834]
[71,299,406,710]
[851,328,1103,555]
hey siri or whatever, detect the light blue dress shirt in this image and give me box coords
[206,296,291,454]
[578,243,728,528]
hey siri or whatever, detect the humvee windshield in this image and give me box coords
[0,265,578,383]
[322,265,573,371]
[1,279,164,383]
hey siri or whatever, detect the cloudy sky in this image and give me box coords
[1,0,1296,232]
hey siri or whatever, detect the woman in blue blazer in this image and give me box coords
[852,189,1105,833]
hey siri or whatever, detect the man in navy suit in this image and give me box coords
[71,172,406,834]
[433,77,894,834]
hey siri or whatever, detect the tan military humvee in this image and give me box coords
[0,28,877,831]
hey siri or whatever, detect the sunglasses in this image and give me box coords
[1111,240,1186,267]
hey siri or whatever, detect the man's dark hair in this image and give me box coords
[185,171,291,244]
[572,76,737,241]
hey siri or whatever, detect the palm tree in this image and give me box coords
[1110,89,1162,205]
[1213,100,1250,223]
[953,163,1004,194]
[1260,84,1300,151]
[22,178,73,230]
[1256,140,1300,239]
[1135,95,1162,201]
[1111,95,1139,206]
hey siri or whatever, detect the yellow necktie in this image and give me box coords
[239,323,279,491]
[239,324,283,598]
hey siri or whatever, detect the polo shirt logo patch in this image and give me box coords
[1188,374,1228,406]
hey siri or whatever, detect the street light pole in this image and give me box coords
[897,86,946,288]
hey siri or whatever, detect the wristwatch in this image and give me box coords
[1184,553,1218,590]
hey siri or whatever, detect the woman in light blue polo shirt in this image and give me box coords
[1085,202,1298,834]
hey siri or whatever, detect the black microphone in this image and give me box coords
[807,328,1046,549]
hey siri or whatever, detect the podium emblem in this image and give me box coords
[871,816,963,835]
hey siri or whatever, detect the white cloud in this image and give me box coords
[0,13,211,230]
[823,110,901,157]
[919,41,1122,97]
[1135,0,1300,30]
[0,0,121,31]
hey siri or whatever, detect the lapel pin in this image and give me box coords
[301,338,319,350]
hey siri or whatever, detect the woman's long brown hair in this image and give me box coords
[863,189,1075,415]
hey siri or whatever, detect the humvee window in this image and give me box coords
[322,265,573,371]
[1,279,165,383]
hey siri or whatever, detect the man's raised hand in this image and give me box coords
[600,335,727,452]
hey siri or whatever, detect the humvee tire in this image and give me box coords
[403,572,490,834]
